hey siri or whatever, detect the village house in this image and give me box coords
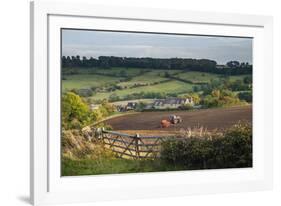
[116,102,137,112]
[152,97,194,109]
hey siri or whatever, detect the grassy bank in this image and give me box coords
[62,158,184,176]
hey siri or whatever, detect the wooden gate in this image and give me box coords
[101,129,167,159]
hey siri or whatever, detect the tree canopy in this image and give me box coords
[62,55,252,75]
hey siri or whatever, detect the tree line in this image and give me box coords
[62,55,252,75]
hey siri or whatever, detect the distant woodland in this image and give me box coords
[61,56,252,75]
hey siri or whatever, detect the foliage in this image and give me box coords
[194,76,252,108]
[243,76,252,84]
[71,88,94,97]
[62,129,115,160]
[238,91,252,103]
[179,103,194,110]
[160,121,252,169]
[62,92,92,129]
[62,92,116,129]
[101,100,116,114]
[62,55,252,75]
[180,93,201,105]
[228,80,250,91]
[135,101,148,112]
[201,89,243,108]
[199,78,251,95]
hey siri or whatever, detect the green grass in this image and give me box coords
[62,157,184,176]
[62,67,252,101]
[228,75,251,81]
[92,67,148,77]
[62,74,124,91]
[90,80,194,101]
[174,71,250,83]
[117,71,167,87]
[174,71,222,83]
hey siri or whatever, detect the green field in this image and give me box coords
[174,71,222,83]
[228,75,251,81]
[62,67,250,102]
[174,71,251,84]
[91,80,194,100]
[92,67,147,77]
[117,71,168,87]
[62,74,124,90]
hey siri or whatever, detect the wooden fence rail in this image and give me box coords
[101,129,169,159]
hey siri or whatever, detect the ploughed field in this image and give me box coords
[104,105,252,134]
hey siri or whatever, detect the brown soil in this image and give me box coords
[104,105,252,132]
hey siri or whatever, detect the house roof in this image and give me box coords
[153,97,191,106]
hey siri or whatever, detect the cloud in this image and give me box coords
[62,29,253,64]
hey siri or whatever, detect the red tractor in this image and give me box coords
[160,115,182,128]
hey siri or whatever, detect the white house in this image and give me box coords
[152,97,193,109]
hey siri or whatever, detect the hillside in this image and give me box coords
[62,67,251,103]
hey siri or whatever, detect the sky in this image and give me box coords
[62,29,253,65]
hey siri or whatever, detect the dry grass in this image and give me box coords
[116,126,221,138]
[62,129,115,160]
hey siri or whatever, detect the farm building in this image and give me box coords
[152,97,193,109]
[116,102,137,112]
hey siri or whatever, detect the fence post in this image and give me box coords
[101,127,105,139]
[135,133,140,159]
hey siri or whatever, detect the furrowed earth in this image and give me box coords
[104,105,252,135]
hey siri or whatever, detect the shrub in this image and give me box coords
[179,103,193,110]
[71,88,93,97]
[108,93,121,102]
[238,91,252,102]
[62,92,92,129]
[62,92,116,129]
[201,89,243,108]
[160,122,252,170]
[161,137,213,169]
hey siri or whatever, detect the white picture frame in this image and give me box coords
[30,0,273,205]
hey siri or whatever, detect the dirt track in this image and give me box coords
[104,105,252,131]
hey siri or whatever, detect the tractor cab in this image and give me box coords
[168,114,182,124]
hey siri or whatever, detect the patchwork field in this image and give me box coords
[62,67,250,102]
[117,71,167,87]
[90,80,194,100]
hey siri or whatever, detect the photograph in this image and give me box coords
[61,29,253,176]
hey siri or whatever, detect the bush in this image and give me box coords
[62,92,92,129]
[201,89,243,108]
[71,88,94,97]
[62,92,116,129]
[160,122,252,170]
[238,91,252,102]
[179,103,193,110]
[108,93,121,102]
[135,101,147,112]
[161,137,213,169]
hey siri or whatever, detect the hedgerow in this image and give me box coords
[160,121,252,170]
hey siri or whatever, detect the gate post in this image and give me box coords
[135,133,140,159]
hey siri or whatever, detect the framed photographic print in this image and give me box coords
[30,0,273,205]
